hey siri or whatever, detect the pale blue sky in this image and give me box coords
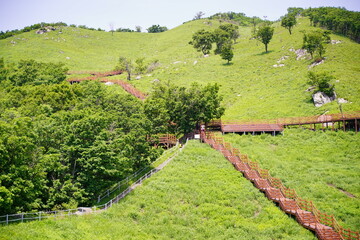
[0,0,359,32]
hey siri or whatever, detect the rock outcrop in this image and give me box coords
[312,91,336,107]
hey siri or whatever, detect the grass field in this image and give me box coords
[0,141,316,240]
[222,129,360,230]
[1,17,359,119]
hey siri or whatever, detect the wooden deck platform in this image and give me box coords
[221,123,283,134]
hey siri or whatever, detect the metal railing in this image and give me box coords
[0,141,186,225]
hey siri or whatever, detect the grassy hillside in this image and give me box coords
[223,129,360,230]
[1,17,359,120]
[0,141,316,240]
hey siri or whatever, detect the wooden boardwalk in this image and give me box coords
[208,112,360,134]
[201,131,359,240]
[67,70,147,100]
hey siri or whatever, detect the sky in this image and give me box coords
[0,0,359,32]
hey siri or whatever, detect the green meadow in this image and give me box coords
[1,17,359,120]
[0,141,316,240]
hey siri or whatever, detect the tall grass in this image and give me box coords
[0,141,315,239]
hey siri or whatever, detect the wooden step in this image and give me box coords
[234,162,250,172]
[295,210,319,230]
[315,224,342,240]
[253,178,272,191]
[227,155,240,165]
[243,170,261,182]
[264,187,285,202]
[278,198,300,215]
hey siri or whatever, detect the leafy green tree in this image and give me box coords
[189,29,214,55]
[116,57,133,80]
[281,14,297,34]
[8,59,68,86]
[307,71,335,96]
[256,26,274,53]
[219,23,239,43]
[302,30,330,58]
[147,25,168,33]
[213,28,231,55]
[220,43,234,63]
[144,82,224,135]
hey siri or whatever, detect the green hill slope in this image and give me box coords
[1,17,359,119]
[0,141,316,240]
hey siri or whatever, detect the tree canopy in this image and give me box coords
[144,82,225,135]
[147,25,168,33]
[256,25,274,53]
[281,14,297,34]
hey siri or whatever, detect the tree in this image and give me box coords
[147,25,168,33]
[256,26,274,53]
[302,30,330,58]
[219,23,239,43]
[135,26,142,32]
[116,57,133,80]
[213,28,231,55]
[189,29,214,55]
[281,14,297,34]
[307,71,335,96]
[144,82,225,135]
[220,43,233,63]
[193,11,205,20]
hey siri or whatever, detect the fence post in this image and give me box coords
[39,212,41,221]
[98,195,100,203]
[107,189,110,197]
[21,214,24,223]
[6,214,8,225]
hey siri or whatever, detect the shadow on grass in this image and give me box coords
[255,50,274,56]
[222,62,234,66]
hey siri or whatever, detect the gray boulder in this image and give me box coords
[312,91,336,107]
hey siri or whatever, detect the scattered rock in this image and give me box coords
[147,74,152,77]
[312,91,336,107]
[193,60,198,65]
[337,98,348,104]
[290,48,308,60]
[273,64,285,68]
[66,57,71,60]
[331,40,342,44]
[152,79,160,83]
[173,61,182,64]
[104,82,114,85]
[277,55,289,63]
[203,54,209,58]
[36,26,56,34]
[335,80,340,83]
[135,76,141,80]
[305,86,316,92]
[59,51,64,54]
[10,40,16,45]
[308,59,324,69]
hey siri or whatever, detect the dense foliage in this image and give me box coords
[0,60,161,214]
[147,25,168,33]
[307,71,335,96]
[302,30,330,58]
[144,82,225,135]
[209,12,264,26]
[303,7,360,43]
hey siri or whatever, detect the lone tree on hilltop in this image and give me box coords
[281,14,297,34]
[189,29,214,55]
[256,25,274,53]
[193,11,205,20]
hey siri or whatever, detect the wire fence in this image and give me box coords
[0,141,186,225]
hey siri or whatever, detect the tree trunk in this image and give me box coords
[265,44,268,53]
